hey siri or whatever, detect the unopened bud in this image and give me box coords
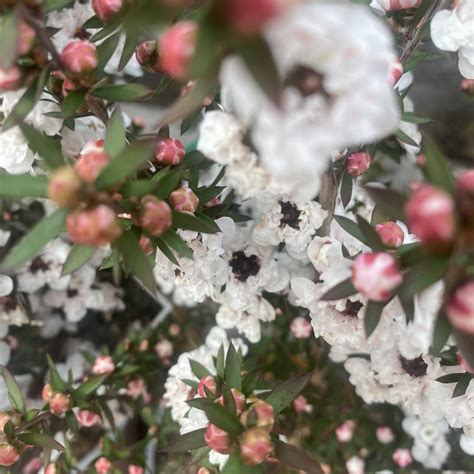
[240,428,272,465]
[92,0,124,22]
[197,375,218,398]
[155,138,185,166]
[18,21,36,56]
[169,186,199,213]
[375,221,404,248]
[92,355,115,374]
[0,444,20,467]
[447,281,474,335]
[346,152,371,177]
[204,423,233,454]
[0,66,21,91]
[240,400,274,432]
[61,40,98,74]
[217,388,246,415]
[76,409,101,428]
[135,40,160,73]
[49,392,71,416]
[75,151,110,183]
[138,195,172,236]
[392,448,412,467]
[389,57,403,86]
[42,383,53,402]
[289,317,312,339]
[95,457,112,474]
[47,166,83,207]
[128,466,144,474]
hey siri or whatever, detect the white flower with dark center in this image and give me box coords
[431,0,474,79]
[220,2,399,201]
[253,199,327,260]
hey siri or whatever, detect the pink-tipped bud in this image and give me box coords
[389,57,403,86]
[197,468,210,474]
[217,388,246,415]
[392,448,412,467]
[48,166,83,208]
[375,221,404,248]
[457,169,474,194]
[0,444,20,467]
[158,21,197,79]
[289,317,312,339]
[346,152,371,177]
[139,236,154,255]
[18,21,36,56]
[92,355,115,375]
[95,457,112,474]
[155,138,185,166]
[169,186,199,213]
[335,420,356,442]
[81,139,105,155]
[92,0,124,22]
[128,466,144,474]
[223,0,285,35]
[240,400,274,432]
[376,426,395,444]
[135,40,160,73]
[405,184,455,247]
[0,66,21,91]
[376,0,421,11]
[67,205,122,246]
[61,40,98,74]
[23,457,43,474]
[138,339,149,352]
[204,423,233,454]
[197,375,218,398]
[293,394,313,414]
[447,281,474,335]
[352,252,402,302]
[75,151,110,183]
[240,428,273,465]
[49,392,71,416]
[127,378,147,399]
[45,464,58,474]
[76,409,101,428]
[461,79,474,95]
[0,412,10,433]
[42,383,54,402]
[155,339,173,360]
[138,195,172,236]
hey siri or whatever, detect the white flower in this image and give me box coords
[0,128,37,174]
[460,433,474,455]
[346,455,365,474]
[220,2,399,201]
[104,34,143,77]
[431,0,474,79]
[0,275,13,297]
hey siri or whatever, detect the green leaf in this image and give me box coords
[118,28,139,71]
[399,293,415,323]
[436,373,463,384]
[356,215,385,251]
[0,173,48,198]
[187,398,244,436]
[154,169,183,199]
[0,9,18,69]
[242,372,260,397]
[189,360,212,380]
[397,242,427,267]
[116,231,156,292]
[2,208,68,270]
[225,343,241,391]
[44,0,74,12]
[453,373,472,398]
[364,300,386,337]
[216,345,225,380]
[266,373,311,415]
[274,440,323,474]
[1,366,26,413]
[396,128,419,147]
[401,112,432,124]
[340,172,353,209]
[422,137,455,194]
[162,428,207,452]
[364,186,406,222]
[19,123,65,171]
[155,237,179,266]
[160,229,193,259]
[62,244,96,276]
[189,25,222,78]
[222,450,265,473]
[47,354,67,392]
[93,84,151,102]
[334,215,367,247]
[172,211,220,234]
[98,399,116,432]
[104,109,126,158]
[95,141,152,190]
[431,310,451,354]
[320,278,357,301]
[3,69,49,130]
[17,433,64,452]
[75,374,107,399]
[62,90,86,117]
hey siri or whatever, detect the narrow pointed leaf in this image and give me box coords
[0,173,48,198]
[334,215,367,246]
[162,428,207,452]
[160,229,193,259]
[93,84,152,102]
[340,172,353,209]
[189,360,212,380]
[431,310,451,354]
[75,374,107,399]
[320,278,357,301]
[275,440,323,474]
[104,109,126,158]
[172,211,220,234]
[422,137,455,194]
[356,215,385,251]
[62,244,96,276]
[364,300,386,337]
[266,373,311,415]
[225,343,241,390]
[156,237,179,266]
[1,366,26,413]
[17,433,65,452]
[364,186,406,221]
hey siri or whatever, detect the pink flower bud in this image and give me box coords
[81,140,105,155]
[127,378,147,398]
[376,0,421,11]
[61,40,98,74]
[352,252,402,302]
[75,151,110,183]
[335,420,356,442]
[375,221,404,248]
[135,40,160,73]
[405,184,455,246]
[0,412,10,433]
[155,339,173,359]
[458,169,474,194]
[138,195,172,236]
[92,0,123,21]
[92,355,115,374]
[197,469,210,474]
[49,392,71,416]
[392,448,412,467]
[197,375,218,398]
[223,0,285,35]
[169,186,199,213]
[67,205,122,246]
[158,21,197,79]
[155,138,185,166]
[48,166,83,208]
[293,394,313,414]
[0,444,20,467]
[45,464,57,474]
[346,152,371,177]
[389,57,403,86]
[204,423,233,454]
[139,236,154,255]
[289,317,313,339]
[23,456,43,474]
[417,153,426,167]
[461,79,474,95]
[138,339,149,352]
[447,281,474,334]
[42,383,53,402]
[240,428,273,465]
[18,21,36,56]
[217,388,246,415]
[376,426,394,444]
[76,409,101,428]
[240,400,274,431]
[0,66,21,91]
[95,457,112,474]
[128,466,144,474]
